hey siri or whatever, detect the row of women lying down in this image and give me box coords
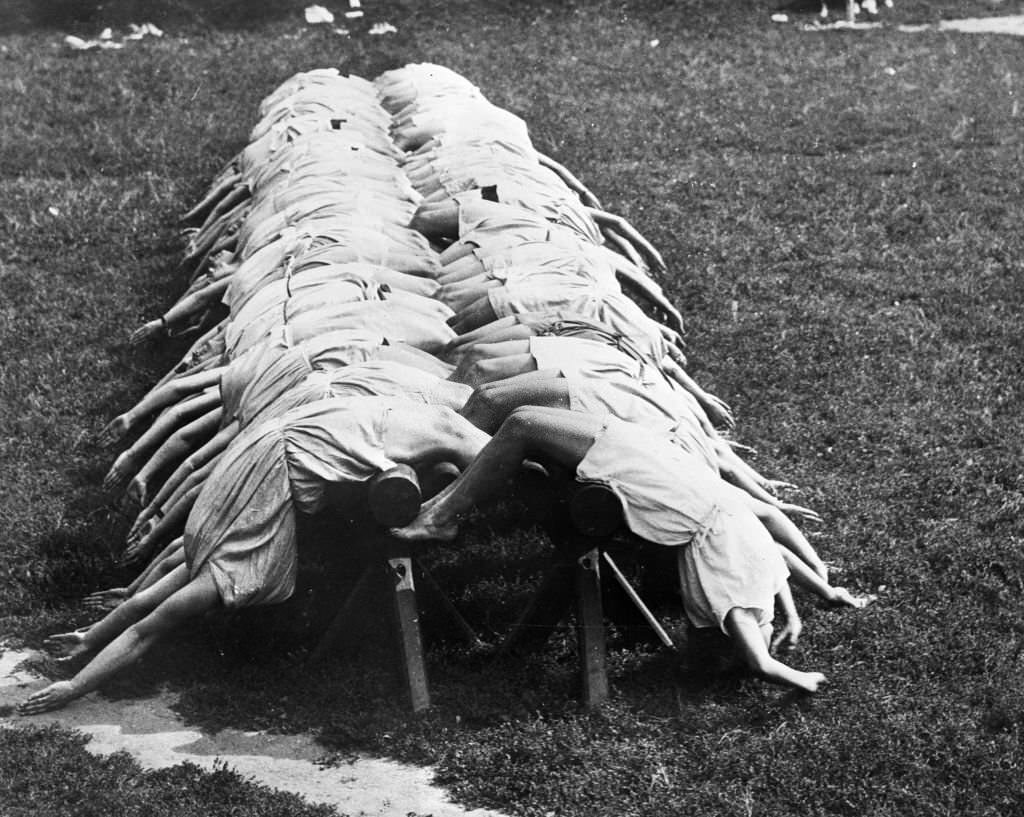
[19,64,873,715]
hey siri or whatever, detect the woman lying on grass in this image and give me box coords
[18,396,489,715]
[393,406,873,692]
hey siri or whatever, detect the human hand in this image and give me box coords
[82,588,130,612]
[19,681,78,715]
[97,414,132,446]
[129,319,164,347]
[702,393,735,430]
[103,454,135,491]
[829,587,877,610]
[43,628,90,658]
[771,615,803,654]
[777,502,823,525]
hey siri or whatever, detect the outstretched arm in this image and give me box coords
[180,171,243,225]
[714,442,821,524]
[104,386,222,491]
[122,481,205,565]
[535,151,603,209]
[130,420,238,531]
[20,567,220,714]
[127,407,223,506]
[779,548,875,609]
[129,278,231,346]
[83,538,185,612]
[99,366,225,445]
[724,606,826,693]
[770,581,803,653]
[660,356,735,430]
[724,484,828,580]
[584,207,666,273]
[601,248,685,335]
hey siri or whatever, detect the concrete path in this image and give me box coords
[0,645,506,817]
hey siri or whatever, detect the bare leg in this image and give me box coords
[21,567,220,714]
[370,268,441,298]
[453,351,536,390]
[724,607,826,692]
[460,371,571,433]
[438,241,478,265]
[444,326,537,368]
[448,340,533,386]
[437,254,487,284]
[442,315,526,360]
[410,202,459,237]
[379,404,492,472]
[438,278,499,314]
[391,407,604,541]
[447,295,499,335]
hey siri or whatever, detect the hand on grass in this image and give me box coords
[777,502,823,525]
[762,479,797,495]
[829,587,877,609]
[771,616,802,654]
[702,393,735,430]
[19,681,78,715]
[43,628,91,657]
[82,588,129,612]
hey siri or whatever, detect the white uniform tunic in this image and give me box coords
[185,397,414,609]
[575,417,788,632]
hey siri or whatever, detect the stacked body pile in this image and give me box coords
[100,63,708,609]
[19,63,870,716]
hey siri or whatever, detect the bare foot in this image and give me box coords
[829,587,876,609]
[389,506,459,542]
[43,629,91,659]
[19,680,79,715]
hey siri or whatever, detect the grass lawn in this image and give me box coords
[2,0,1023,814]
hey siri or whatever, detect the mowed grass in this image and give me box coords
[2,0,1023,815]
